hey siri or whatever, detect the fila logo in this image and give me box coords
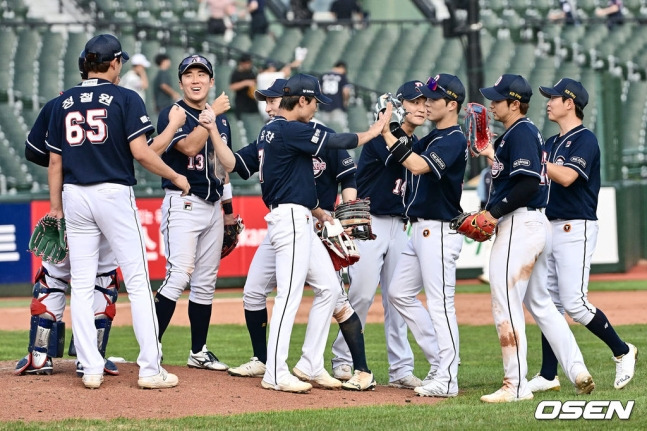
[535,400,634,420]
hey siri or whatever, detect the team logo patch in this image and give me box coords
[342,157,354,166]
[140,115,148,123]
[311,128,321,144]
[564,223,571,232]
[570,156,586,168]
[565,140,572,147]
[62,96,74,109]
[312,156,327,178]
[184,202,192,211]
[423,229,430,237]
[430,152,446,170]
[513,159,530,168]
[491,158,503,177]
[220,133,228,144]
[222,118,227,126]
[555,156,565,166]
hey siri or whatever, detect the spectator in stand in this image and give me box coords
[317,61,351,132]
[246,0,269,37]
[120,53,150,103]
[548,0,580,25]
[330,0,362,23]
[229,53,259,120]
[202,0,237,37]
[289,0,312,27]
[153,53,180,113]
[596,0,624,29]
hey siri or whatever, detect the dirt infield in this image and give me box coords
[1,262,645,422]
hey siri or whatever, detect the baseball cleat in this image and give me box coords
[138,368,179,389]
[82,373,104,389]
[342,370,376,391]
[527,373,560,392]
[575,371,595,395]
[187,345,229,371]
[228,357,266,377]
[414,379,458,398]
[614,342,638,389]
[293,367,342,389]
[332,364,353,381]
[76,359,120,377]
[261,374,312,393]
[421,369,437,386]
[480,387,533,403]
[388,374,422,389]
[15,354,53,376]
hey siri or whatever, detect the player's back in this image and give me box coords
[47,78,154,186]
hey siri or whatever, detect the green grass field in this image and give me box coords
[1,283,644,430]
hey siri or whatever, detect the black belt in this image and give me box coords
[409,216,430,223]
[526,207,538,211]
[268,204,280,211]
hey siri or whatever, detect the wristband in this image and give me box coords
[223,201,233,215]
[388,135,413,163]
[222,183,232,200]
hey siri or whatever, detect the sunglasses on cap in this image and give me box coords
[426,76,459,101]
[178,55,213,78]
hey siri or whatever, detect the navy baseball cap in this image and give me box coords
[78,50,87,79]
[255,78,287,101]
[480,74,532,103]
[283,73,332,104]
[396,80,430,101]
[84,34,129,64]
[178,54,214,80]
[539,78,589,108]
[425,73,466,103]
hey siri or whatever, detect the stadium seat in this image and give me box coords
[38,30,65,102]
[13,29,40,105]
[310,28,352,73]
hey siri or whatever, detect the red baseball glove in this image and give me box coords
[465,103,491,155]
[449,211,497,242]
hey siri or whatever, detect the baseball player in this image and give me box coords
[256,73,389,393]
[46,33,189,389]
[526,78,637,393]
[152,54,235,372]
[476,74,594,403]
[16,50,121,378]
[227,79,375,391]
[331,80,426,389]
[382,74,467,397]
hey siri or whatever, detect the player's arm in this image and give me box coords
[200,105,236,171]
[131,134,190,195]
[312,207,334,224]
[221,175,237,224]
[487,175,539,219]
[546,162,578,187]
[47,152,64,219]
[325,103,391,149]
[150,104,187,156]
[160,82,180,100]
[174,93,230,156]
[381,128,429,174]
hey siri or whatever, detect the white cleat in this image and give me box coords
[480,386,533,403]
[342,370,376,391]
[228,357,266,377]
[82,373,104,389]
[293,367,342,389]
[261,374,312,393]
[421,369,437,387]
[414,379,457,398]
[388,374,422,389]
[332,364,353,381]
[527,373,560,392]
[614,343,638,389]
[187,345,229,371]
[138,368,179,389]
[574,371,595,395]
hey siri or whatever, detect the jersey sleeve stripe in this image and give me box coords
[234,152,252,179]
[312,130,328,157]
[421,154,442,179]
[26,140,47,154]
[127,124,155,142]
[45,140,61,153]
[335,165,356,179]
[563,163,589,180]
[510,168,541,178]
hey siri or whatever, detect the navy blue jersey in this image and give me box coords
[405,125,467,221]
[157,100,232,202]
[25,97,58,167]
[545,125,600,220]
[356,135,407,216]
[46,78,154,186]
[315,148,356,211]
[486,118,548,211]
[319,71,349,112]
[257,116,331,208]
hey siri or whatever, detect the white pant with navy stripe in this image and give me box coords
[63,183,162,378]
[387,219,462,394]
[489,208,589,397]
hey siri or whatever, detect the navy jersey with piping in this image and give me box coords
[257,116,331,208]
[46,78,154,186]
[356,134,407,216]
[157,100,231,202]
[545,125,600,220]
[405,125,467,221]
[25,97,58,167]
[485,118,548,210]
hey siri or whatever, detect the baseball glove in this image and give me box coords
[333,198,376,240]
[319,219,360,270]
[28,215,68,263]
[465,103,491,155]
[449,210,497,242]
[374,93,407,127]
[221,216,244,258]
